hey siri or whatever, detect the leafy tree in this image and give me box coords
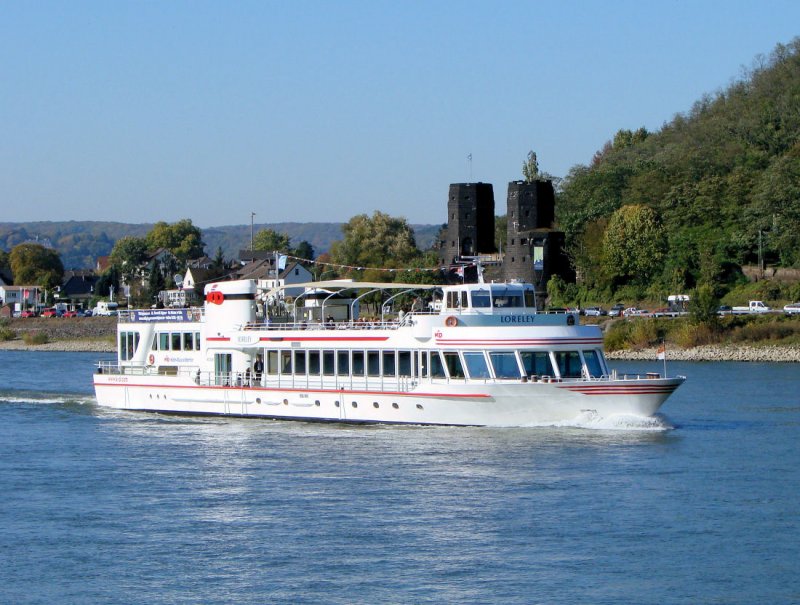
[601,205,666,287]
[252,228,291,253]
[495,215,507,251]
[9,243,64,286]
[146,219,204,262]
[522,151,539,183]
[0,249,9,271]
[689,284,720,328]
[293,240,315,260]
[147,260,167,304]
[329,211,420,275]
[110,236,148,284]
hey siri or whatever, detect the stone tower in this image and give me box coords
[440,183,496,265]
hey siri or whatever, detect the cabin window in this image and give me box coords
[352,351,365,376]
[383,351,396,377]
[308,350,320,375]
[267,350,279,375]
[463,352,491,379]
[182,333,194,351]
[491,288,524,308]
[280,351,292,374]
[323,350,335,376]
[171,333,181,351]
[398,351,412,377]
[443,352,465,379]
[119,331,140,361]
[367,351,380,377]
[195,333,201,351]
[152,334,158,351]
[337,351,350,376]
[583,350,604,378]
[524,290,535,308]
[460,291,468,308]
[418,350,426,377]
[471,288,491,308]
[519,351,554,377]
[447,291,459,309]
[159,333,169,351]
[489,351,521,378]
[214,353,232,386]
[554,351,583,378]
[294,350,307,375]
[430,352,446,378]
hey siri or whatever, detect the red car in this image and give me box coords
[41,308,59,318]
[63,310,78,318]
[20,310,37,318]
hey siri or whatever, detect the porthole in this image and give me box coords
[352,402,358,408]
[416,404,423,410]
[373,402,379,408]
[335,401,340,407]
[283,398,288,405]
[315,400,321,407]
[392,403,399,409]
[256,397,261,404]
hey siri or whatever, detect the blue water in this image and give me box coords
[0,351,798,604]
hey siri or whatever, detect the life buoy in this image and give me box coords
[206,291,224,305]
[148,354,155,365]
[445,316,458,327]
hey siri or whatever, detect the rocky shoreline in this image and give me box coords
[606,344,800,363]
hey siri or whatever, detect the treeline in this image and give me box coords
[555,38,800,303]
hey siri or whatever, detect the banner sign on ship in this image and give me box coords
[132,309,193,323]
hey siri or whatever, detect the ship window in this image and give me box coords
[294,350,307,375]
[489,351,521,378]
[267,350,279,375]
[430,352,446,378]
[367,350,380,377]
[308,350,320,375]
[182,333,193,351]
[398,351,411,377]
[171,333,181,351]
[460,291,468,308]
[554,351,583,378]
[520,351,554,377]
[337,351,349,376]
[352,351,365,376]
[443,352,465,379]
[280,351,292,374]
[524,290,535,308]
[471,288,491,308]
[152,334,158,351]
[119,331,140,361]
[491,287,524,308]
[323,350,335,376]
[159,333,169,351]
[383,351,396,377]
[583,350,604,378]
[447,291,459,309]
[463,352,490,379]
[195,333,201,351]
[418,350,426,377]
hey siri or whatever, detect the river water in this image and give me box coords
[0,350,798,604]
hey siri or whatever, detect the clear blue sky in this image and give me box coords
[2,1,799,228]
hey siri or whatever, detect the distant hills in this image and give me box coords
[0,221,442,270]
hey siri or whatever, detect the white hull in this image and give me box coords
[94,374,682,427]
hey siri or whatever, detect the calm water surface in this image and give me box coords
[0,351,798,604]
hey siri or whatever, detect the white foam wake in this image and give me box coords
[519,410,674,431]
[0,392,96,407]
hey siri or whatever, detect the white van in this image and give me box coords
[93,301,119,316]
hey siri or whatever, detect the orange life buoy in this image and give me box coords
[206,291,224,305]
[148,353,155,365]
[445,316,458,327]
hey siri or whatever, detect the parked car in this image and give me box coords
[608,304,625,317]
[41,308,59,318]
[784,302,800,315]
[62,310,78,318]
[623,307,648,317]
[583,307,606,317]
[20,310,37,318]
[717,305,733,316]
[81,309,93,317]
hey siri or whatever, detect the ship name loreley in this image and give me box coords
[94,279,685,426]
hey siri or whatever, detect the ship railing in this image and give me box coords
[191,371,419,393]
[242,319,406,331]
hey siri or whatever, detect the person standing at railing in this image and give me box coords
[254,354,264,385]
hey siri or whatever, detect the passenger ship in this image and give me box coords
[93,279,685,426]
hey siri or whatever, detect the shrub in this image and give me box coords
[22,331,49,345]
[672,322,717,348]
[604,321,632,351]
[0,326,15,341]
[628,319,659,349]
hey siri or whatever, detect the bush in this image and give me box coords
[628,319,659,349]
[729,317,800,343]
[22,331,49,345]
[672,322,717,348]
[0,326,15,341]
[604,321,632,351]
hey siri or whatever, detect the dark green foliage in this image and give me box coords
[689,284,720,328]
[558,38,800,296]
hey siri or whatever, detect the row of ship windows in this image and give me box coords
[121,331,201,360]
[255,348,606,380]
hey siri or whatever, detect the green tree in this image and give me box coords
[689,284,720,328]
[522,150,539,183]
[252,228,291,253]
[329,211,420,275]
[146,219,204,262]
[8,243,64,286]
[0,249,9,271]
[110,236,148,284]
[293,240,315,260]
[602,205,666,288]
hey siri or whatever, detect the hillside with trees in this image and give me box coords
[557,38,800,302]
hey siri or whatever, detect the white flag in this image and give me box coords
[656,343,666,361]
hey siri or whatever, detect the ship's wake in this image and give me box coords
[0,390,97,408]
[519,410,674,431]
